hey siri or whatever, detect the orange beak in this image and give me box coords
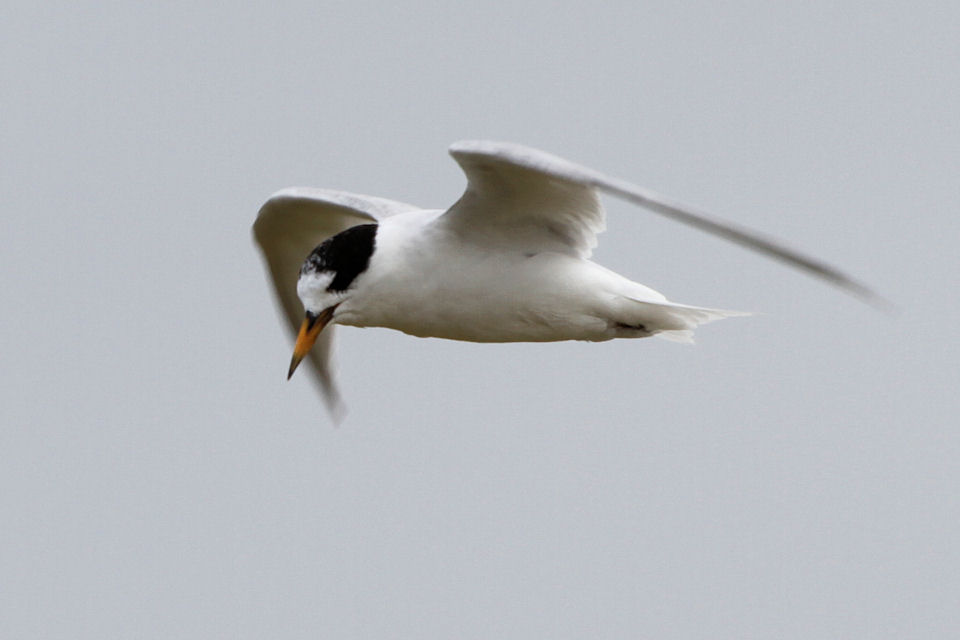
[287,306,337,380]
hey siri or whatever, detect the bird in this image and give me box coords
[253,140,880,417]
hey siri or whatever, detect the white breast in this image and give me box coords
[331,210,669,342]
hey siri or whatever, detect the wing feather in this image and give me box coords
[445,141,605,258]
[445,140,882,304]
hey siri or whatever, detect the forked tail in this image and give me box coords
[621,297,751,344]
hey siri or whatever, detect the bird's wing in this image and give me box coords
[253,188,419,416]
[444,141,606,258]
[444,140,881,303]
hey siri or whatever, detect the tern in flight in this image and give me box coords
[254,140,879,417]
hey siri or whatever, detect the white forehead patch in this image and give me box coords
[296,270,338,311]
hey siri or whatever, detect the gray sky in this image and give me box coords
[2,2,958,638]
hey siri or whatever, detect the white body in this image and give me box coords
[331,209,726,343]
[255,140,876,414]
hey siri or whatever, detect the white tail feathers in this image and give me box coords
[655,329,696,344]
[620,298,751,344]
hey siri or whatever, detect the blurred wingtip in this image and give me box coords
[316,377,348,427]
[862,292,899,316]
[325,393,348,427]
[839,279,897,315]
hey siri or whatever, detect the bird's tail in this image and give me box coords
[620,297,751,344]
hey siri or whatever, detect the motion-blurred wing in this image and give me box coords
[253,188,419,417]
[444,140,880,303]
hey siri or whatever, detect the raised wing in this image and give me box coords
[444,141,605,258]
[253,188,419,417]
[444,140,882,304]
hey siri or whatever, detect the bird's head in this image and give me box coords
[287,223,378,379]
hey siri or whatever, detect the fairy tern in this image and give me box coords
[253,140,879,416]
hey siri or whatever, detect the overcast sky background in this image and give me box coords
[2,2,958,638]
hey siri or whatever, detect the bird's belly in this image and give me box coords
[347,299,611,342]
[365,297,609,342]
[336,252,643,343]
